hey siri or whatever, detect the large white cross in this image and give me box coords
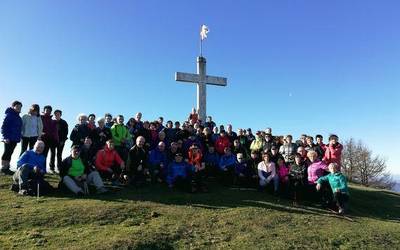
[175,56,227,123]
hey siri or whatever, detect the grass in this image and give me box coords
[0,174,399,249]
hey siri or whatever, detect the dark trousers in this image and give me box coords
[99,164,122,181]
[174,176,193,192]
[20,136,38,155]
[219,165,235,186]
[2,141,17,162]
[50,141,65,171]
[333,192,349,209]
[43,139,57,169]
[289,179,305,202]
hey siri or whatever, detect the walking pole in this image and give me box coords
[37,182,40,201]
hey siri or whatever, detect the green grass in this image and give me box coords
[0,174,399,249]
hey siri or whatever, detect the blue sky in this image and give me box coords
[0,0,399,174]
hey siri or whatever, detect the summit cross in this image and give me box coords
[175,56,228,123]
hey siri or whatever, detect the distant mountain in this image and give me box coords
[392,175,400,192]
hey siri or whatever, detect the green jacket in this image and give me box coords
[111,124,130,146]
[317,172,349,195]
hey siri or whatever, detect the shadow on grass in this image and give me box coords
[3,174,400,223]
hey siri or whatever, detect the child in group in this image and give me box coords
[277,157,290,197]
[289,153,307,205]
[234,153,258,187]
[317,163,349,214]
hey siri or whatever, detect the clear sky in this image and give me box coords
[0,0,399,174]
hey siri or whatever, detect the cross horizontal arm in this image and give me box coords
[205,75,227,86]
[175,72,227,86]
[175,72,200,83]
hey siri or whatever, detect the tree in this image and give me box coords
[342,138,389,187]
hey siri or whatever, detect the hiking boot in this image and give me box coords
[1,168,14,176]
[112,180,122,187]
[76,191,85,197]
[97,187,108,194]
[18,189,28,196]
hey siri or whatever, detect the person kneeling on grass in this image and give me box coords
[12,140,53,196]
[218,147,237,186]
[60,145,108,196]
[234,153,258,188]
[316,163,349,214]
[95,139,126,186]
[166,152,196,193]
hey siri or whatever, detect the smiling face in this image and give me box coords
[34,141,45,154]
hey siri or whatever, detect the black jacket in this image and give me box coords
[56,119,69,142]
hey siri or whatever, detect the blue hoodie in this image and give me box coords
[219,154,236,170]
[17,150,46,173]
[1,107,22,142]
[166,161,194,185]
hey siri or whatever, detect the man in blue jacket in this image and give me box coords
[166,152,195,192]
[13,140,48,195]
[1,101,23,175]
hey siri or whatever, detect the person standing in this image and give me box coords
[53,109,68,172]
[20,104,43,155]
[1,101,23,175]
[41,105,59,172]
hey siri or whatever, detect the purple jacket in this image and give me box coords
[1,107,22,142]
[41,115,59,143]
[307,160,327,184]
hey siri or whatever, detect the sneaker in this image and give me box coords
[1,168,15,176]
[18,189,28,196]
[338,208,344,215]
[97,187,108,194]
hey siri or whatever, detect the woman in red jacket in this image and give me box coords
[323,134,343,171]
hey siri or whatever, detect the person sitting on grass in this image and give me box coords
[12,140,52,196]
[95,139,125,186]
[166,152,196,193]
[60,146,108,196]
[317,163,349,214]
[234,153,258,187]
[219,147,237,185]
[257,152,279,194]
[289,153,307,205]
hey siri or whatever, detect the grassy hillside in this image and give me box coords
[0,174,399,249]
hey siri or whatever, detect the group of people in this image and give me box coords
[1,102,350,214]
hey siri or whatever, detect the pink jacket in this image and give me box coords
[307,160,327,184]
[278,165,290,183]
[323,143,343,170]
